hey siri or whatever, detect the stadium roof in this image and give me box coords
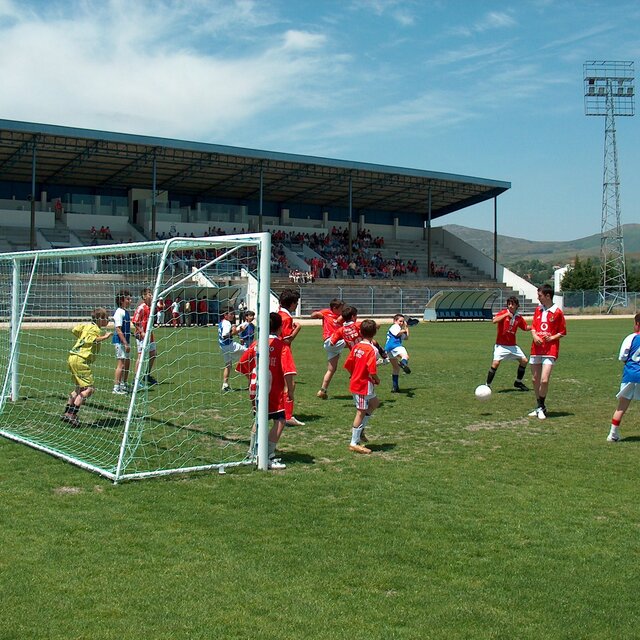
[0,119,510,219]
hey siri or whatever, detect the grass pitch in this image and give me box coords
[1,318,639,639]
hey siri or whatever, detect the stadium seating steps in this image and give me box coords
[0,220,526,315]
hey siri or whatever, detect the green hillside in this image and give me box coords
[444,223,640,264]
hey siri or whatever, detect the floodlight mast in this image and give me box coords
[584,61,635,312]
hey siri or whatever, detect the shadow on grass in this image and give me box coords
[293,413,324,423]
[367,442,396,452]
[88,417,123,429]
[620,435,640,443]
[281,451,315,465]
[496,388,531,394]
[385,388,416,398]
[546,411,574,419]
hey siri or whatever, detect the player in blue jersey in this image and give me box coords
[112,290,133,395]
[607,313,640,442]
[384,314,411,393]
[238,310,256,347]
[219,308,247,392]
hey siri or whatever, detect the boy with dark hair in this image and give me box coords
[528,284,567,420]
[62,307,112,426]
[607,313,640,442]
[112,289,132,395]
[218,308,247,392]
[132,287,158,386]
[278,288,304,426]
[311,298,344,399]
[385,313,411,393]
[238,310,256,347]
[237,312,296,469]
[344,319,380,454]
[485,296,530,391]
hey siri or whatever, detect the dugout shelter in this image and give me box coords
[423,289,498,321]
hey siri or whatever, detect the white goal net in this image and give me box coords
[0,233,272,481]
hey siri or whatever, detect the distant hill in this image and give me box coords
[443,223,640,265]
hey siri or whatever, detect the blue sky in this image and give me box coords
[0,0,638,241]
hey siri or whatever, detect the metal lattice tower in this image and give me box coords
[584,61,635,312]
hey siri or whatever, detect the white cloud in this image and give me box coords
[449,10,517,37]
[281,30,326,51]
[0,0,337,140]
[349,0,417,26]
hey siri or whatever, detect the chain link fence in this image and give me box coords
[561,290,640,313]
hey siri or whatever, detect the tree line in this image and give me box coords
[507,256,640,291]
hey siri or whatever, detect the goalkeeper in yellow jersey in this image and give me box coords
[62,307,112,427]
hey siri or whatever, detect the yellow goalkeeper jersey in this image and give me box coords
[69,322,103,363]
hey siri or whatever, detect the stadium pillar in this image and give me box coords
[348,174,353,260]
[30,143,37,251]
[426,186,432,274]
[258,166,264,232]
[493,197,498,280]
[151,152,157,241]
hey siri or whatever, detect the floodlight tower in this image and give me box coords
[584,61,635,312]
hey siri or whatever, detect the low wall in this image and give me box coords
[434,227,539,303]
[0,209,54,228]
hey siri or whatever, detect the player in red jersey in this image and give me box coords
[236,312,296,469]
[311,298,344,399]
[527,284,567,420]
[278,289,304,426]
[329,305,362,351]
[485,296,530,391]
[132,287,158,387]
[343,319,380,454]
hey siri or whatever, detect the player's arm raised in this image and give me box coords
[492,309,511,324]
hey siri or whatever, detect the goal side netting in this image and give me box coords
[0,233,272,481]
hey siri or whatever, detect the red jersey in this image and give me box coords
[530,304,566,358]
[316,308,343,339]
[494,310,527,347]
[330,321,362,349]
[236,336,295,413]
[132,302,154,342]
[344,340,378,395]
[278,308,295,340]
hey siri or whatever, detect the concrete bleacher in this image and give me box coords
[379,238,489,281]
[0,226,32,252]
[272,276,521,318]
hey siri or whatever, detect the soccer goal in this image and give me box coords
[0,233,272,481]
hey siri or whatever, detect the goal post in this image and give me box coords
[0,233,272,481]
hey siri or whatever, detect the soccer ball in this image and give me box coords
[474,384,492,401]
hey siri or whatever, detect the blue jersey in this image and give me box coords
[218,319,233,347]
[621,332,640,383]
[239,322,255,347]
[112,307,131,344]
[385,324,405,351]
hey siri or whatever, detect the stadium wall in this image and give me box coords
[435,227,539,303]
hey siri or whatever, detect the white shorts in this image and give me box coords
[388,346,408,361]
[617,382,640,401]
[493,344,526,362]
[529,355,556,366]
[353,387,376,410]
[220,342,246,365]
[114,344,130,360]
[136,339,157,355]
[324,337,344,360]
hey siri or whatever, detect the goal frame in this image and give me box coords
[0,232,272,481]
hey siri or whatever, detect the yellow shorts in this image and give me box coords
[68,354,94,388]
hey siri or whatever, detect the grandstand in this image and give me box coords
[0,118,535,314]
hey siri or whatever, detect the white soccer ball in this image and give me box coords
[475,384,492,401]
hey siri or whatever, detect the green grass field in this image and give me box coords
[2,319,639,639]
